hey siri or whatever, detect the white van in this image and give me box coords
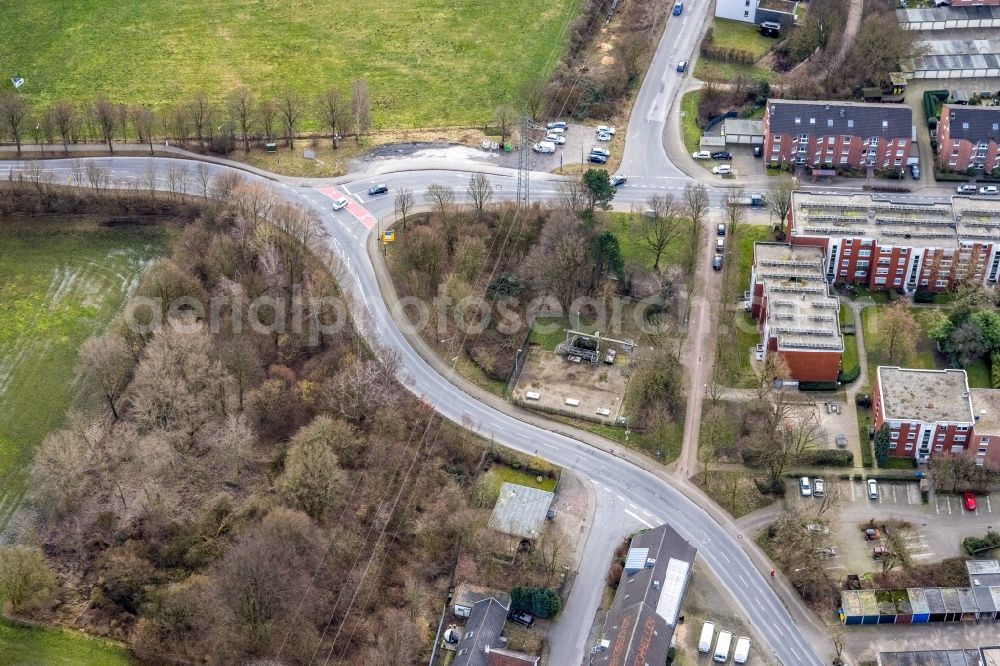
[715,238,725,253]
[533,141,556,154]
[714,630,733,663]
[698,621,715,653]
[733,636,751,664]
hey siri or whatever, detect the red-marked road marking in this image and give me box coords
[316,186,377,230]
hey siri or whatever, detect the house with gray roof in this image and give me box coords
[763,99,913,171]
[937,104,1000,173]
[591,524,697,666]
[488,483,554,541]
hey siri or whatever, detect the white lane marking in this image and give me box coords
[603,486,612,493]
[342,184,352,195]
[629,503,639,510]
[987,496,993,513]
[642,510,652,517]
[775,625,784,638]
[616,495,625,501]
[720,552,731,564]
[625,509,653,528]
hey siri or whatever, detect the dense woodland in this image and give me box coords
[0,177,560,665]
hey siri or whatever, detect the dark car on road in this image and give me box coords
[368,183,388,196]
[711,151,732,160]
[676,60,688,73]
[610,175,627,187]
[712,256,723,271]
[508,610,535,628]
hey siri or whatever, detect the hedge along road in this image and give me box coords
[0,154,827,666]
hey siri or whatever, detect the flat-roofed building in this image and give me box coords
[749,243,843,383]
[788,191,1000,292]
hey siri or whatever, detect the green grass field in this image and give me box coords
[680,91,701,156]
[0,618,133,666]
[0,0,582,129]
[709,19,775,60]
[0,217,172,526]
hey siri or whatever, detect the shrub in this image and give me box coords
[754,477,785,496]
[798,381,839,392]
[838,366,860,384]
[855,394,872,408]
[608,563,623,589]
[796,450,854,467]
[511,586,561,619]
[963,531,1000,556]
[913,290,936,304]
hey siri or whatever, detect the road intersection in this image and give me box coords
[0,2,955,663]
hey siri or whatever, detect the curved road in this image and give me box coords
[0,4,902,664]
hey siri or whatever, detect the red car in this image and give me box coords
[963,492,977,512]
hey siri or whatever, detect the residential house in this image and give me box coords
[488,483,554,542]
[453,584,510,619]
[749,243,843,383]
[451,598,508,666]
[591,524,697,666]
[715,0,797,25]
[873,366,1000,468]
[763,100,913,171]
[937,104,1000,174]
[788,192,1000,293]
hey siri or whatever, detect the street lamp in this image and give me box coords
[34,124,43,154]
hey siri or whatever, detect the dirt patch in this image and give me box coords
[513,348,631,424]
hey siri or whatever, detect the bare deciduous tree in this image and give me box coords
[222,88,253,154]
[45,99,77,153]
[768,174,796,231]
[92,95,119,153]
[556,179,588,213]
[522,210,590,308]
[350,78,372,140]
[318,87,348,149]
[393,187,414,229]
[723,186,748,241]
[0,90,29,154]
[466,172,493,219]
[28,430,90,518]
[519,77,545,121]
[0,546,56,614]
[325,358,398,425]
[640,194,681,270]
[130,104,156,154]
[188,92,214,151]
[493,104,516,143]
[424,182,455,217]
[276,90,305,148]
[77,333,134,420]
[257,98,277,142]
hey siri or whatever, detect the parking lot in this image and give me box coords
[797,477,995,514]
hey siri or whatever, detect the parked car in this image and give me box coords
[957,184,978,194]
[799,477,812,497]
[596,130,612,142]
[692,150,711,160]
[873,546,894,560]
[712,255,723,271]
[604,348,617,364]
[610,175,627,187]
[813,478,825,497]
[546,121,568,130]
[591,147,611,158]
[909,163,920,180]
[367,183,388,196]
[711,151,732,160]
[963,491,977,512]
[533,141,556,154]
[864,527,881,541]
[508,610,535,628]
[672,1,683,15]
[867,478,879,500]
[545,133,566,145]
[676,60,688,73]
[588,153,607,164]
[331,197,349,211]
[816,547,838,558]
[596,125,616,136]
[753,144,763,158]
[717,223,726,236]
[981,185,1000,195]
[805,523,829,535]
[712,164,733,175]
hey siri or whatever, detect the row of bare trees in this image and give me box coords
[0,80,374,155]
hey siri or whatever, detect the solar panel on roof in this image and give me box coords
[624,547,649,574]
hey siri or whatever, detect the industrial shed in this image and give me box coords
[897,5,1000,30]
[488,483,554,540]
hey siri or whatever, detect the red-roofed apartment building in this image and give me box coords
[873,366,1000,468]
[936,104,1000,174]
